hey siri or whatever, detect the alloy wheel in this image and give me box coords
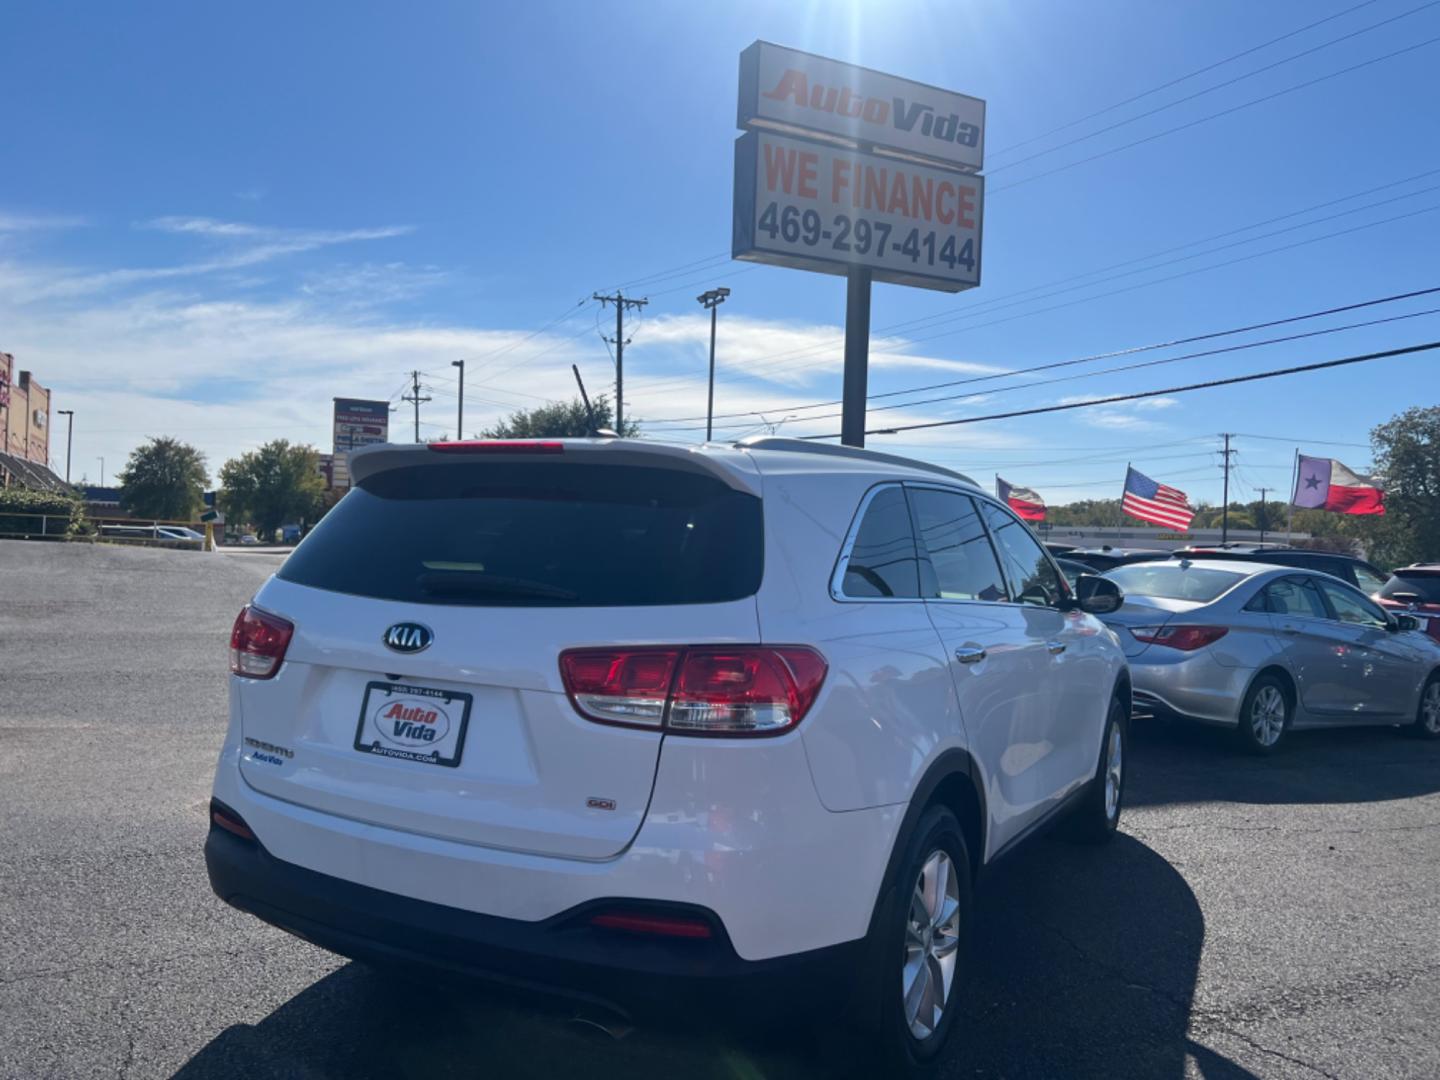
[1423,681,1440,734]
[902,850,962,1040]
[1104,723,1124,822]
[1250,684,1286,747]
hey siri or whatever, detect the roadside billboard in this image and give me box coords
[733,130,983,292]
[738,41,985,173]
[331,398,389,489]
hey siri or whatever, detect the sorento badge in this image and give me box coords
[383,622,433,654]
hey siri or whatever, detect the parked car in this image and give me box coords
[1101,559,1440,752]
[1173,545,1388,593]
[1376,564,1440,643]
[98,523,203,548]
[1064,546,1171,573]
[237,534,260,546]
[206,436,1130,1073]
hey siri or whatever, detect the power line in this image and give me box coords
[988,33,1440,195]
[636,283,1440,426]
[627,181,1440,400]
[988,1,1440,176]
[986,0,1386,159]
[801,340,1440,439]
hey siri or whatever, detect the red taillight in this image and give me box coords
[559,648,681,728]
[427,440,564,454]
[210,800,256,841]
[229,605,294,679]
[558,645,827,737]
[589,910,713,939]
[1132,625,1228,651]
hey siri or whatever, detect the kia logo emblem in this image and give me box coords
[383,622,433,654]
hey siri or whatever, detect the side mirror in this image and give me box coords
[1394,613,1422,633]
[1074,574,1123,616]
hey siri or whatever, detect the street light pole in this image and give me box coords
[57,409,74,484]
[696,287,731,442]
[98,457,105,487]
[451,359,465,438]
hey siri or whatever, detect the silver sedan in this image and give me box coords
[1100,559,1440,752]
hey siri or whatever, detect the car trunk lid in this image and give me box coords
[234,444,764,860]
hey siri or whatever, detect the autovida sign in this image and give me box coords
[734,130,983,291]
[738,42,985,172]
[733,42,985,294]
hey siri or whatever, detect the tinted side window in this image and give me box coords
[980,501,1067,607]
[1317,579,1389,629]
[908,489,1008,602]
[840,486,920,599]
[1253,576,1328,617]
[1353,563,1388,594]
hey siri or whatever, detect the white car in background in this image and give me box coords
[206,436,1130,1073]
[1102,559,1440,752]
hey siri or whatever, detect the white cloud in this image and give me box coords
[0,211,86,232]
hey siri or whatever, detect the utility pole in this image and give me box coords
[57,409,74,485]
[1256,486,1272,545]
[98,457,105,488]
[401,370,431,443]
[1220,433,1235,544]
[592,291,648,434]
[451,360,465,438]
[696,287,731,441]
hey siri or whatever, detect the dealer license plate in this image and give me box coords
[353,680,472,768]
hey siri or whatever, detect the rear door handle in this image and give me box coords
[955,646,987,665]
[1047,641,1066,656]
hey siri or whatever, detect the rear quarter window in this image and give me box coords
[278,462,763,606]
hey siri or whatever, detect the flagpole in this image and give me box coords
[995,474,1000,498]
[1286,447,1298,540]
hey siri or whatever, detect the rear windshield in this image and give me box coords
[279,462,763,606]
[1104,564,1245,603]
[1380,572,1440,604]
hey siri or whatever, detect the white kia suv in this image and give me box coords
[206,435,1130,1073]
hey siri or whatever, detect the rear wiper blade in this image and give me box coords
[416,571,578,600]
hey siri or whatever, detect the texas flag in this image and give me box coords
[996,477,1045,521]
[1291,455,1385,515]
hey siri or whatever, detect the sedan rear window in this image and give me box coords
[278,462,763,606]
[1380,572,1440,605]
[1103,564,1245,602]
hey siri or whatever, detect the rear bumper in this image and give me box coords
[205,823,864,1017]
[1127,653,1253,726]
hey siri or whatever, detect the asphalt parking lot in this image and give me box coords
[2,540,1437,1080]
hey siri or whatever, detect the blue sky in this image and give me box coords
[2,0,1437,503]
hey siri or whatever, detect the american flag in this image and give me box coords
[1122,466,1195,530]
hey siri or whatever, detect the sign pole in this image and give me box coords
[840,266,872,448]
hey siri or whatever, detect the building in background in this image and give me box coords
[329,399,390,489]
[0,350,65,491]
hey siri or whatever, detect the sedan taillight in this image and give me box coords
[229,605,294,679]
[559,646,826,737]
[1131,625,1228,651]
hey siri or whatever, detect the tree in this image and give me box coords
[219,440,325,541]
[1366,404,1440,567]
[117,437,208,520]
[481,394,639,438]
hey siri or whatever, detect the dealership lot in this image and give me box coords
[2,540,1438,1080]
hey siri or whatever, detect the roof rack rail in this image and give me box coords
[733,436,979,488]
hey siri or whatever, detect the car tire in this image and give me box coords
[844,806,973,1078]
[1237,673,1291,754]
[1066,696,1127,844]
[1412,674,1440,739]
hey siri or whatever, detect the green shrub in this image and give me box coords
[0,489,90,539]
